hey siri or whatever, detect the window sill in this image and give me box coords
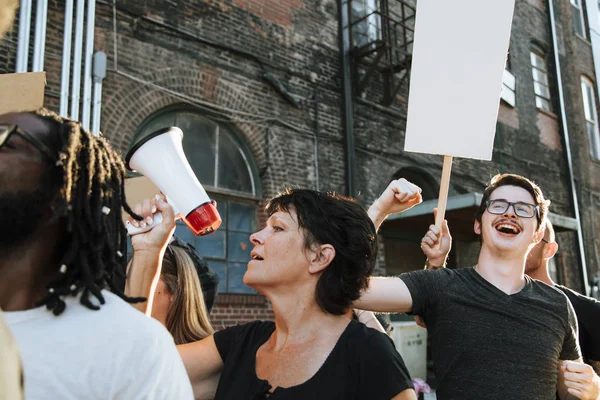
[537,108,558,120]
[575,33,591,47]
[215,293,267,305]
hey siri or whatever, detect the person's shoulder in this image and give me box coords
[556,285,600,310]
[216,320,275,339]
[91,291,174,343]
[528,279,570,302]
[345,320,395,350]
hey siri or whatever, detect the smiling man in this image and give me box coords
[357,174,598,400]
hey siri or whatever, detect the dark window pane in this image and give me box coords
[195,230,226,259]
[174,222,195,244]
[228,202,256,232]
[216,130,254,194]
[228,262,254,293]
[212,198,227,229]
[177,113,217,188]
[210,260,228,293]
[228,232,252,262]
[141,113,176,138]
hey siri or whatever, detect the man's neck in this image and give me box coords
[0,231,60,312]
[476,247,528,295]
[526,263,555,286]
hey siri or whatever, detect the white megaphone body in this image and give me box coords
[125,127,222,236]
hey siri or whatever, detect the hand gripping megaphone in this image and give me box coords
[124,127,222,236]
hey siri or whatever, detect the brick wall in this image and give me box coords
[1,0,598,303]
[210,294,275,330]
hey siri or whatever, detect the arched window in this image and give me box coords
[131,107,261,294]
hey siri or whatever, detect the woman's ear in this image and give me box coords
[308,244,336,274]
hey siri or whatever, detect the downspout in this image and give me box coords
[548,0,590,295]
[60,0,75,116]
[337,0,356,197]
[82,0,96,130]
[16,0,32,72]
[313,82,321,191]
[70,0,86,120]
[32,0,49,72]
[91,51,106,136]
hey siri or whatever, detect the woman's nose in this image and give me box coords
[250,228,265,245]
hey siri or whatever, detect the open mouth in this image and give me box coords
[251,253,264,261]
[494,222,521,235]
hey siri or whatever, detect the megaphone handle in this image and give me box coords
[126,212,164,236]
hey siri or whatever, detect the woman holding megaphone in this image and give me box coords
[126,191,417,400]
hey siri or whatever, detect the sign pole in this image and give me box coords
[434,155,453,230]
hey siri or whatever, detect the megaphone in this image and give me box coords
[124,127,222,236]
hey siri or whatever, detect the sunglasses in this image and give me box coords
[0,124,57,162]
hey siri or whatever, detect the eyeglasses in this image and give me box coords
[485,199,540,219]
[0,124,57,161]
[541,238,549,244]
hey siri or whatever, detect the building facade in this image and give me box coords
[1,0,599,332]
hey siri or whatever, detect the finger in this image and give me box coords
[442,219,451,237]
[563,371,589,384]
[425,231,440,243]
[428,224,441,236]
[564,361,588,373]
[155,194,176,223]
[142,198,154,226]
[422,237,434,247]
[566,388,584,399]
[131,202,142,228]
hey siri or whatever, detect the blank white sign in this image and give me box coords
[404,0,515,161]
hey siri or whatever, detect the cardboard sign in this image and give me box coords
[0,72,46,114]
[122,175,161,223]
[404,0,515,161]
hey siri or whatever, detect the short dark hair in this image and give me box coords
[475,173,550,232]
[266,189,378,315]
[33,109,144,315]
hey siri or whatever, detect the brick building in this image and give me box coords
[1,0,599,331]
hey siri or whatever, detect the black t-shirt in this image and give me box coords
[555,285,600,364]
[400,267,580,400]
[213,320,413,399]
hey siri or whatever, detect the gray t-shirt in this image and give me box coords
[400,267,580,400]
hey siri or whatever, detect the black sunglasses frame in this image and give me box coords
[0,124,57,162]
[485,199,540,219]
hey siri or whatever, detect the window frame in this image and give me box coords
[530,48,552,112]
[350,0,382,49]
[581,76,600,159]
[571,0,587,38]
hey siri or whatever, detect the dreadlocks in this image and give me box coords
[33,108,144,315]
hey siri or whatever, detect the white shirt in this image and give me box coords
[4,290,194,400]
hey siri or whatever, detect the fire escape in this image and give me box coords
[348,0,415,106]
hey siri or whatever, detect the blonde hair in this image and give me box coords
[162,246,214,344]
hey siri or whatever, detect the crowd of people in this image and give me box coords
[1,108,599,400]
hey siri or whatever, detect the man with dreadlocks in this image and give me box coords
[0,109,193,399]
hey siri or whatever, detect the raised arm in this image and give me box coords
[368,179,422,231]
[126,194,176,314]
[178,336,224,400]
[354,277,414,313]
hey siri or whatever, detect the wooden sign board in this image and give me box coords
[404,0,515,161]
[0,72,46,114]
[122,175,160,224]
